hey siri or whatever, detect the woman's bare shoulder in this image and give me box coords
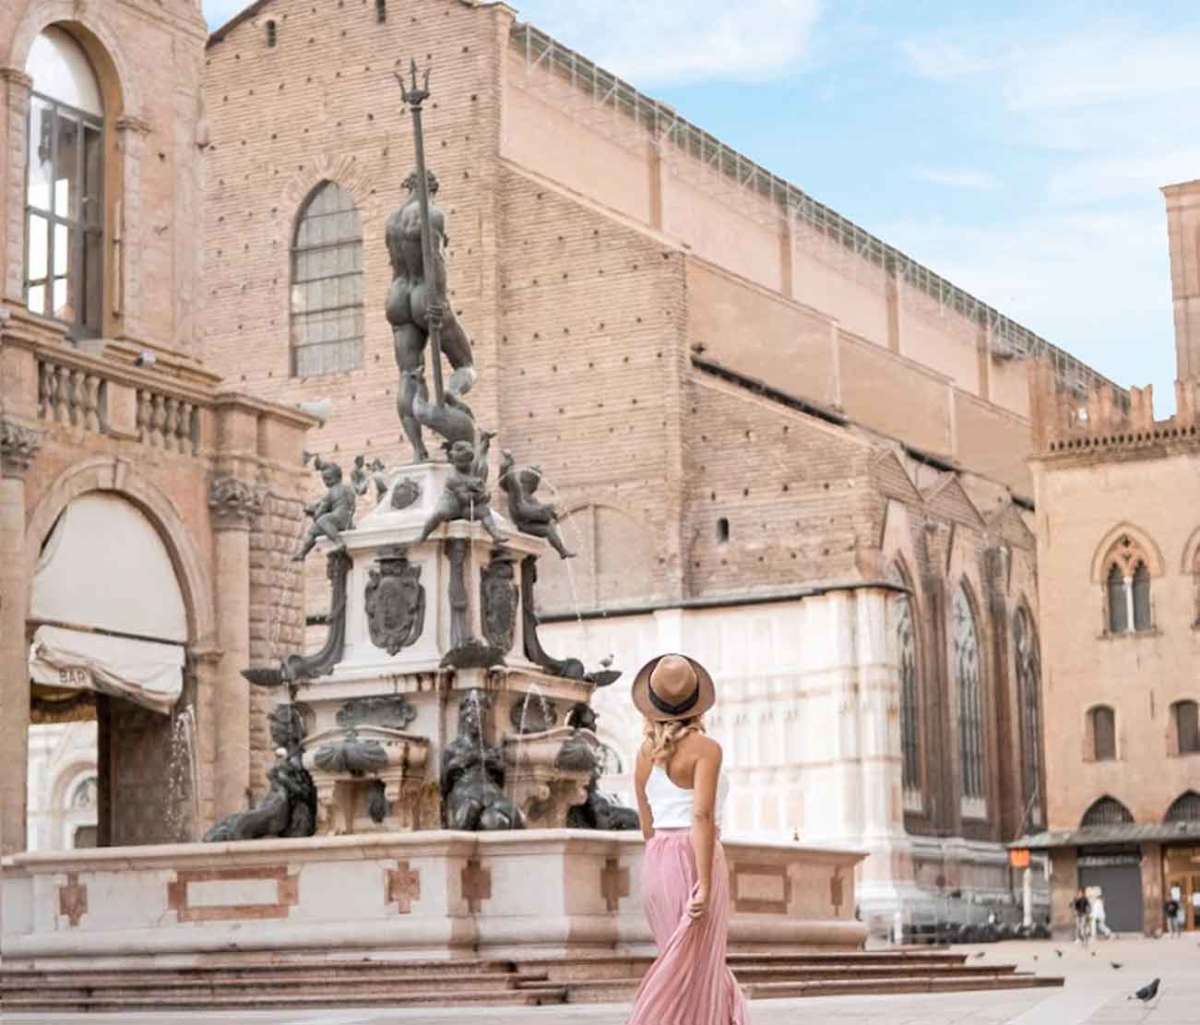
[682,731,722,762]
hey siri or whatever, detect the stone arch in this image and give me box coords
[24,458,216,648]
[1089,522,1165,583]
[6,6,138,118]
[278,155,378,249]
[49,758,98,813]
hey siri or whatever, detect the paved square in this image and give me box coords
[4,939,1196,1025]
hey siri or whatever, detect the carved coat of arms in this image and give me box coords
[365,547,426,655]
[480,557,517,653]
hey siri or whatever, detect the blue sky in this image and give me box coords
[203,0,1200,411]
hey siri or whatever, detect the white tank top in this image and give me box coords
[645,764,729,829]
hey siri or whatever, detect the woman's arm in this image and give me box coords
[688,741,722,920]
[633,745,654,841]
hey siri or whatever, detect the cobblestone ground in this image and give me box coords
[6,938,1197,1025]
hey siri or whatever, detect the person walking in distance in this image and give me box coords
[1091,888,1114,939]
[1072,888,1092,946]
[1164,894,1182,938]
[627,654,748,1025]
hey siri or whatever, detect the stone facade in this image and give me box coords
[0,0,314,856]
[1024,179,1200,936]
[197,0,1087,927]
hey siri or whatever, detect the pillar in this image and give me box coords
[0,417,41,855]
[207,476,263,818]
[1,68,33,303]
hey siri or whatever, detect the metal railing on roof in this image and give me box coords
[511,22,1124,403]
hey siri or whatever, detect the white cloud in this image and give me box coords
[511,0,822,86]
[913,167,997,191]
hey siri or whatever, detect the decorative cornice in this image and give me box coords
[208,475,264,530]
[0,418,42,478]
[115,114,153,136]
[0,67,33,90]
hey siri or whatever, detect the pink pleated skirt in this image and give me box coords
[627,829,749,1025]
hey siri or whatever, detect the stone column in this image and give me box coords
[0,417,41,855]
[207,476,263,819]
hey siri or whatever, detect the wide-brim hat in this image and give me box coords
[631,653,716,722]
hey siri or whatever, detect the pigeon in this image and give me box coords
[1110,962,1123,970]
[973,952,986,959]
[1131,978,1160,1003]
[1032,955,1039,962]
[1054,949,1063,958]
[1091,951,1097,957]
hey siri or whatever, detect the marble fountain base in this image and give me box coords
[0,831,866,968]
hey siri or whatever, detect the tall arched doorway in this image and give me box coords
[27,493,195,846]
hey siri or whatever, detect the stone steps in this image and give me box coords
[0,952,1062,1012]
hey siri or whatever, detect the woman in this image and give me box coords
[627,653,749,1025]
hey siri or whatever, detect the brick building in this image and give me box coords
[1020,180,1200,936]
[199,0,1119,927]
[1,0,311,857]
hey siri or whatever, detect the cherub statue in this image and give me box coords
[293,458,357,561]
[440,691,523,831]
[498,450,575,559]
[351,454,389,505]
[416,433,506,543]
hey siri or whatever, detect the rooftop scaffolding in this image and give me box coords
[512,22,1124,404]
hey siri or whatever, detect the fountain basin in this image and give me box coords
[0,831,866,967]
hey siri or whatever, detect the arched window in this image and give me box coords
[888,564,921,802]
[1081,796,1134,827]
[24,27,105,337]
[69,776,97,811]
[952,584,985,805]
[1106,564,1127,634]
[1132,563,1151,630]
[1101,534,1154,634]
[1013,607,1043,825]
[1172,700,1199,755]
[290,181,363,376]
[1087,705,1117,761]
[1165,791,1200,822]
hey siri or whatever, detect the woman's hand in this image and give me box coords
[688,884,709,920]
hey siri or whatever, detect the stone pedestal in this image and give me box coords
[291,462,597,833]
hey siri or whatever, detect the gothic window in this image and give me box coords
[290,182,364,377]
[1106,564,1128,634]
[24,27,105,338]
[1132,563,1151,631]
[1101,534,1154,634]
[1165,791,1200,822]
[1013,607,1043,825]
[888,564,921,800]
[1081,796,1134,827]
[1172,700,1200,755]
[952,584,985,803]
[1087,705,1117,761]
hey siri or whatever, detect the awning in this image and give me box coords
[1012,820,1200,850]
[29,625,185,716]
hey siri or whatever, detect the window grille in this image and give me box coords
[1081,795,1133,827]
[290,182,364,377]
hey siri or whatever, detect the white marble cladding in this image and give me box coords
[539,586,1024,926]
[317,462,545,682]
[0,831,866,966]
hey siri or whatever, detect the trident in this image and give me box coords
[396,59,444,406]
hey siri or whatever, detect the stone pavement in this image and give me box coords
[4,938,1196,1025]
